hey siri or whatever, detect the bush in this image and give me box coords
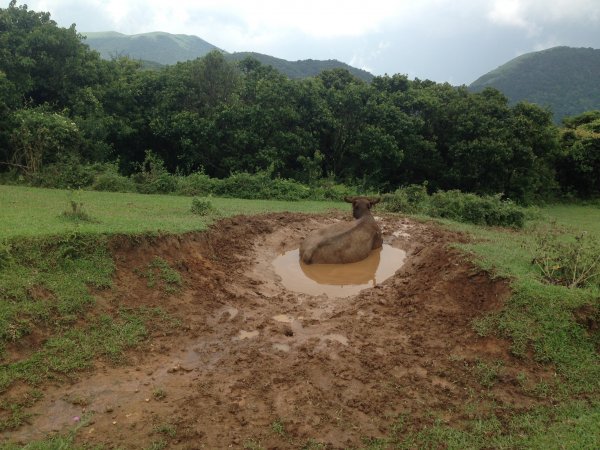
[176,171,217,196]
[309,178,358,201]
[91,162,136,192]
[381,184,429,214]
[132,151,178,194]
[383,187,526,228]
[531,223,600,288]
[30,158,97,189]
[190,197,216,216]
[429,191,525,228]
[213,171,310,201]
[92,171,136,192]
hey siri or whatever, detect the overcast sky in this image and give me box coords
[22,0,600,85]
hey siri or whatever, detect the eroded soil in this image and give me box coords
[2,213,552,448]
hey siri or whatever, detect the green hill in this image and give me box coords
[225,52,374,82]
[81,31,222,65]
[81,32,373,82]
[469,46,600,123]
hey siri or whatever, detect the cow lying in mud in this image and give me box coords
[300,196,383,264]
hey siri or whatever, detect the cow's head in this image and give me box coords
[344,196,381,219]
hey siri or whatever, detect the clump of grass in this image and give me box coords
[271,418,286,436]
[190,197,217,216]
[152,388,167,401]
[0,309,151,393]
[531,223,600,288]
[136,257,183,294]
[61,200,97,223]
[153,423,176,437]
[474,359,504,388]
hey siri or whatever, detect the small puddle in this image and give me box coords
[273,244,406,297]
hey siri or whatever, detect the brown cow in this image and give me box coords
[299,196,383,264]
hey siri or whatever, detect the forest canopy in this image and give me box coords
[1,1,599,203]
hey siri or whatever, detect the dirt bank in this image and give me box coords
[3,213,550,449]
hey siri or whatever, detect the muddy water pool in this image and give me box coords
[272,244,406,297]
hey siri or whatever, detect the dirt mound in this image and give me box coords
[3,213,549,448]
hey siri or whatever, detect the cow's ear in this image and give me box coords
[344,196,355,203]
[370,197,381,206]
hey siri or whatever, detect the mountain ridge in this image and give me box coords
[469,46,600,122]
[81,31,373,82]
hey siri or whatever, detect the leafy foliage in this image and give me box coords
[0,2,598,205]
[382,185,526,228]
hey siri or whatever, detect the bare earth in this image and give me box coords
[3,213,552,449]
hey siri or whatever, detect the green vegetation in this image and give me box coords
[361,401,600,449]
[5,2,600,203]
[453,206,600,393]
[382,184,526,228]
[0,185,343,239]
[470,46,600,123]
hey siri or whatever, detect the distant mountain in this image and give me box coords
[82,31,221,65]
[81,31,374,82]
[225,52,374,82]
[469,46,600,123]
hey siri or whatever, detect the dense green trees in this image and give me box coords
[0,2,598,203]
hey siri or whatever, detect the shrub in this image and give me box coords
[91,163,136,192]
[383,187,525,228]
[381,184,429,214]
[213,171,310,201]
[92,171,136,192]
[429,190,525,228]
[309,178,358,201]
[531,223,600,288]
[176,171,217,196]
[30,158,97,189]
[132,151,178,194]
[190,197,216,216]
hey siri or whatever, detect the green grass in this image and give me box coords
[0,185,343,239]
[361,401,600,450]
[445,206,600,394]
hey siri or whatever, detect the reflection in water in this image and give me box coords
[273,244,406,297]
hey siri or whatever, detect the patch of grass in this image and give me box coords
[136,257,183,294]
[0,309,148,392]
[0,233,114,352]
[152,387,167,401]
[270,418,286,437]
[474,359,504,388]
[0,392,40,432]
[360,401,600,449]
[153,422,176,438]
[439,204,600,395]
[243,439,265,450]
[0,185,344,239]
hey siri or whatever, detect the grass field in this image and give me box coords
[0,185,344,239]
[1,185,599,448]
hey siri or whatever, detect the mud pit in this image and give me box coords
[3,213,551,448]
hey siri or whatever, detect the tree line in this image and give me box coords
[1,1,599,203]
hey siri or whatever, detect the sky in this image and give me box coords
[20,0,600,85]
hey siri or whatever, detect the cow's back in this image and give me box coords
[300,218,381,264]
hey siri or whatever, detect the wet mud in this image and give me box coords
[1,213,553,449]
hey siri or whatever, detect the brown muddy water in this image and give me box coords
[272,244,406,297]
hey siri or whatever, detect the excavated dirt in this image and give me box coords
[2,213,554,449]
